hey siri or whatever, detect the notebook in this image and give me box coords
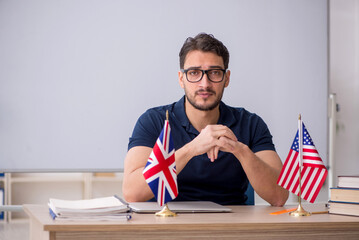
[129,201,232,213]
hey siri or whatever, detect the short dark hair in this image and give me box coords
[179,33,230,69]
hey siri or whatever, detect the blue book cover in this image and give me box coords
[331,187,359,190]
[49,208,57,220]
[329,200,359,205]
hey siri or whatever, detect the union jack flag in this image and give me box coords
[142,119,178,206]
[277,122,327,203]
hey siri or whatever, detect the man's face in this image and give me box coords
[178,50,230,111]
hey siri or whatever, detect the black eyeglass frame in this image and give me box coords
[180,68,227,83]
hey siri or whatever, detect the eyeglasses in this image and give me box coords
[181,68,226,83]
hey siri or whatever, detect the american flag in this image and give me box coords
[142,119,178,206]
[277,122,327,203]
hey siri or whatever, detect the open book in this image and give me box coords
[48,196,131,221]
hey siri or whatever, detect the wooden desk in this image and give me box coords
[24,204,359,240]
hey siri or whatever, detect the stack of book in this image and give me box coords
[329,175,359,217]
[48,196,131,221]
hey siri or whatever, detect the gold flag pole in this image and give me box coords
[290,114,311,217]
[155,110,177,217]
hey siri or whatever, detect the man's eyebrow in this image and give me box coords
[185,66,201,70]
[185,65,224,70]
[208,65,225,69]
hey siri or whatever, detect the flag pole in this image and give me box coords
[289,114,311,217]
[155,110,177,217]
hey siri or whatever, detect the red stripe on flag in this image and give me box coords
[303,148,318,153]
[291,165,300,194]
[160,179,164,206]
[303,156,321,161]
[163,121,168,150]
[303,168,318,202]
[302,167,315,200]
[285,152,299,189]
[287,164,299,191]
[303,163,326,168]
[277,152,291,184]
[308,169,328,203]
[277,150,298,189]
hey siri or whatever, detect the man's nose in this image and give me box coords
[199,72,212,87]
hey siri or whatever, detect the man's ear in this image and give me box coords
[178,71,185,89]
[224,70,230,88]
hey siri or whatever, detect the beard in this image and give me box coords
[185,87,225,111]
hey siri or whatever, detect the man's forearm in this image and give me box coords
[122,146,155,202]
[233,144,289,206]
[174,143,195,174]
[123,167,154,202]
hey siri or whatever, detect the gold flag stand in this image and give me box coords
[155,204,177,217]
[289,200,311,217]
[290,114,311,217]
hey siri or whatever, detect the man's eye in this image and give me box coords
[210,70,220,75]
[188,70,200,76]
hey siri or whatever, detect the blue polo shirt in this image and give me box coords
[128,96,275,205]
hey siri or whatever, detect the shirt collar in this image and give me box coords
[173,96,192,131]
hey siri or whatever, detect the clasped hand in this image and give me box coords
[191,125,239,162]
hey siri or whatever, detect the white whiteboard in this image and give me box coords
[0,0,328,172]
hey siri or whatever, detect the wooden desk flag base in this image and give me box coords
[155,204,177,217]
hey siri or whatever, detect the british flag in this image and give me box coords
[277,122,327,203]
[142,119,178,206]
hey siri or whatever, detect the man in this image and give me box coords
[123,33,288,206]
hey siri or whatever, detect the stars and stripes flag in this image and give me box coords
[142,118,178,206]
[277,121,327,203]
